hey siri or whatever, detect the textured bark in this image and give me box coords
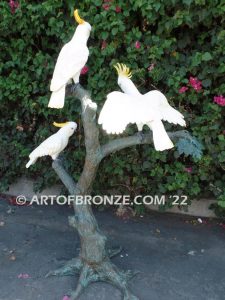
[100,130,189,159]
[48,84,188,299]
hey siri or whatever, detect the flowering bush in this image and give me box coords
[0,0,224,213]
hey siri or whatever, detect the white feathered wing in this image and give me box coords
[143,90,186,127]
[98,92,135,134]
[26,133,69,168]
[48,43,89,109]
[98,92,174,151]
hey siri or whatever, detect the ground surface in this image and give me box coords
[0,197,225,300]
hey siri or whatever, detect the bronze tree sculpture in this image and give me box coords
[45,84,201,300]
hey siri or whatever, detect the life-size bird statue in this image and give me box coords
[48,10,91,109]
[98,63,186,151]
[26,122,77,168]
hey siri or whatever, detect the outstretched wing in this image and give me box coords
[29,133,63,159]
[144,90,186,127]
[50,43,88,91]
[98,91,135,134]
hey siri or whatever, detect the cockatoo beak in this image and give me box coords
[53,122,69,128]
[74,9,85,24]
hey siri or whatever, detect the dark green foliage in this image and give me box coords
[0,0,224,212]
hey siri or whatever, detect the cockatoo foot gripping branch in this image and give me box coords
[70,82,80,93]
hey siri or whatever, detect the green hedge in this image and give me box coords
[0,0,225,213]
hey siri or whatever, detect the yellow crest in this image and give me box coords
[74,9,85,25]
[113,63,132,78]
[53,122,69,128]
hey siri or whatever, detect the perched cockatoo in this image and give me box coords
[26,122,77,168]
[48,10,91,109]
[115,63,186,127]
[98,91,173,151]
[98,64,185,151]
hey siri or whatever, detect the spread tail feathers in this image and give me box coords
[26,157,37,168]
[150,120,174,151]
[48,85,66,109]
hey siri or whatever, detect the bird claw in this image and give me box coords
[137,131,145,143]
[71,83,80,93]
[57,154,65,163]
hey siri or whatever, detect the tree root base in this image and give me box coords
[46,248,139,300]
[45,257,82,277]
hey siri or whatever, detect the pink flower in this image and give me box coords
[80,66,89,75]
[101,40,107,50]
[148,63,155,72]
[62,296,70,300]
[9,0,19,14]
[135,41,141,49]
[103,4,110,10]
[213,95,225,107]
[179,86,188,94]
[189,76,202,91]
[193,83,202,91]
[184,167,192,173]
[115,6,122,13]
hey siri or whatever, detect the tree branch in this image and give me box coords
[52,159,79,195]
[100,130,190,159]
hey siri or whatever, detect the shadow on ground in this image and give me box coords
[0,198,225,300]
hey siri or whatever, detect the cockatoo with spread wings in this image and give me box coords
[48,10,91,109]
[26,122,77,168]
[98,64,186,151]
[115,63,186,127]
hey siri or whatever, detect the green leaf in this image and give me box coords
[201,79,212,87]
[218,201,225,208]
[218,135,225,141]
[101,31,109,40]
[111,28,118,35]
[202,52,212,61]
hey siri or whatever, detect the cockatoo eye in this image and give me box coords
[71,127,74,130]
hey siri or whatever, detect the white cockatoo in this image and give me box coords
[98,91,173,151]
[115,63,186,127]
[48,10,91,109]
[26,122,77,168]
[98,64,185,151]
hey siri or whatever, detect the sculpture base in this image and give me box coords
[46,247,139,300]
